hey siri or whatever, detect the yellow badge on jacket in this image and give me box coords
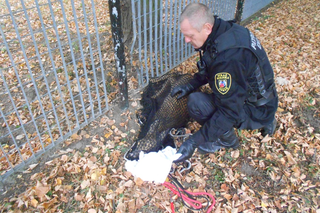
[215,72,232,95]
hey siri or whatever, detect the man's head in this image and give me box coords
[180,3,214,49]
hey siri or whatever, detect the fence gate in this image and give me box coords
[0,0,108,180]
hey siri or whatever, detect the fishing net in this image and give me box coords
[125,72,192,160]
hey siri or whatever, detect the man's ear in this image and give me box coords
[203,23,213,35]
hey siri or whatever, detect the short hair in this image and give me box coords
[180,3,215,32]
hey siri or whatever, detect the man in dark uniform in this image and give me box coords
[171,3,278,163]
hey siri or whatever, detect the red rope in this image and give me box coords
[163,181,216,212]
[170,201,175,213]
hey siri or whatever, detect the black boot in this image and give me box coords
[261,118,277,136]
[198,129,239,154]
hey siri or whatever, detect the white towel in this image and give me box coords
[125,146,181,183]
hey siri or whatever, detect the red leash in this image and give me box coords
[163,175,216,212]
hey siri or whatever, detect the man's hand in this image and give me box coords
[171,83,194,100]
[174,138,197,163]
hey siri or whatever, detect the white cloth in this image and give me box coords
[125,146,181,183]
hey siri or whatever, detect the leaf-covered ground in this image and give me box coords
[1,0,320,212]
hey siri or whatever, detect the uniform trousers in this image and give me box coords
[187,92,265,131]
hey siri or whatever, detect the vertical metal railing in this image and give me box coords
[0,0,108,180]
[130,0,238,87]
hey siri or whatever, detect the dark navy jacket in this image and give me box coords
[189,17,278,143]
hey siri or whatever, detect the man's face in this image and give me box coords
[180,18,211,49]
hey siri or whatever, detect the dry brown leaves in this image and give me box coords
[1,0,320,212]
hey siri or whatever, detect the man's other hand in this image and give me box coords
[173,138,197,163]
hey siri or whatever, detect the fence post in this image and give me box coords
[235,0,245,24]
[108,0,129,110]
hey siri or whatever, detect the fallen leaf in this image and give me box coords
[224,194,232,200]
[31,198,38,207]
[29,163,39,170]
[16,135,24,140]
[75,193,84,201]
[131,101,138,107]
[34,185,50,202]
[231,150,240,159]
[105,131,113,138]
[134,177,144,186]
[81,180,90,189]
[71,133,80,140]
[284,151,297,165]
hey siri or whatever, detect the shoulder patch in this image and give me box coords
[215,72,232,95]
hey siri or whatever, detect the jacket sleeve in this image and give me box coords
[188,65,209,89]
[191,56,250,143]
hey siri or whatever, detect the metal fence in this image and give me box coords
[0,0,109,180]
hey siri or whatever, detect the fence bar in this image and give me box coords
[20,0,63,139]
[70,0,95,118]
[90,0,109,113]
[154,0,159,77]
[177,0,182,63]
[130,0,138,79]
[60,0,88,123]
[80,0,101,115]
[108,0,129,110]
[0,67,32,166]
[149,0,154,78]
[143,0,149,83]
[46,0,80,127]
[34,0,72,134]
[137,0,143,85]
[159,1,164,75]
[235,0,245,23]
[173,0,178,66]
[164,0,169,75]
[5,0,54,146]
[168,0,173,69]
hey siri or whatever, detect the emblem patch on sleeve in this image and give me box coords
[215,72,232,95]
